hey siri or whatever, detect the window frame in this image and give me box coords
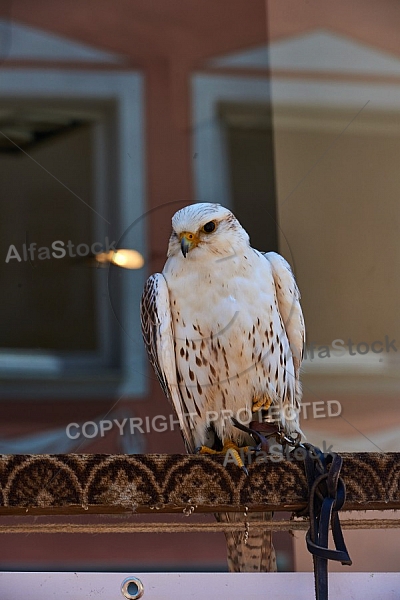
[0,69,146,399]
[191,73,272,207]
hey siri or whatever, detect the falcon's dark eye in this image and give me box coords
[202,221,216,234]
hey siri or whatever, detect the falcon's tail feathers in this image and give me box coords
[215,511,277,572]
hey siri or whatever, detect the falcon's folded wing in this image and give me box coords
[140,273,195,452]
[264,252,305,378]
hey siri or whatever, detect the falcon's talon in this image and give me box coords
[197,441,251,473]
[252,397,272,412]
[196,445,219,455]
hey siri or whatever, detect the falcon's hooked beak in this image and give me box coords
[180,232,198,257]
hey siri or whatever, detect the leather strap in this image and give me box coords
[299,444,352,600]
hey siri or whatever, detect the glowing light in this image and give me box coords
[112,252,128,267]
[95,249,144,269]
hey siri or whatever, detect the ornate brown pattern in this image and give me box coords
[0,453,398,514]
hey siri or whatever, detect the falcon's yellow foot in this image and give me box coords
[252,396,272,412]
[196,441,252,475]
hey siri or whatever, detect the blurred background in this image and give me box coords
[0,0,399,574]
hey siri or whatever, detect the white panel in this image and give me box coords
[0,572,399,600]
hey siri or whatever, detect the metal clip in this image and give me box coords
[243,506,250,545]
[183,504,196,517]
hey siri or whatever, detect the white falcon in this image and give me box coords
[141,202,304,449]
[141,202,305,571]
